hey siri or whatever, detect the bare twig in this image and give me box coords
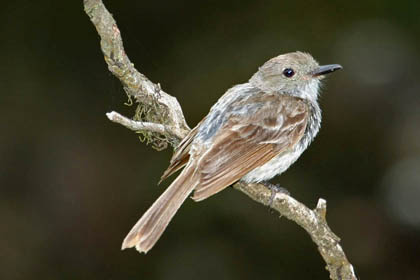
[106,111,184,140]
[84,0,357,279]
[234,182,356,280]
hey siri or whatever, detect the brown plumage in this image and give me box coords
[122,95,308,253]
[121,52,342,253]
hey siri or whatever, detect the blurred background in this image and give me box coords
[1,0,419,279]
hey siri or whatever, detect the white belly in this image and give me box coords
[241,148,304,183]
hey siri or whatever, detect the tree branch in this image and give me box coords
[106,111,184,140]
[84,0,190,146]
[84,0,357,279]
[234,182,356,280]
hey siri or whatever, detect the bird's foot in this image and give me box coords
[260,182,290,208]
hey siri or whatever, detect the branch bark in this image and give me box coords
[84,1,357,279]
[106,111,183,140]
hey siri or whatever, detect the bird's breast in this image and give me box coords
[240,101,321,183]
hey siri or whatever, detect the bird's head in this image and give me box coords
[250,51,342,102]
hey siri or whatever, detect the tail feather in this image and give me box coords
[121,164,198,253]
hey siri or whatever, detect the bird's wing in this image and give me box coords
[159,119,204,183]
[192,94,309,201]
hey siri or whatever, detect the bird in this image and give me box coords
[121,51,342,253]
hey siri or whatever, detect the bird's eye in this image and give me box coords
[283,68,295,78]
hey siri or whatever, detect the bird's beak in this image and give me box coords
[311,64,343,77]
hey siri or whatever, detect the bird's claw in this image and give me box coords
[261,182,290,208]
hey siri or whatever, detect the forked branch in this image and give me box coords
[84,1,357,279]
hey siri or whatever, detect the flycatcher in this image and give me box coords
[122,51,342,253]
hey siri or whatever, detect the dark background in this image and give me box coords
[1,0,420,279]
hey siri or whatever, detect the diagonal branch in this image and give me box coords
[83,1,357,279]
[84,0,190,146]
[234,182,356,280]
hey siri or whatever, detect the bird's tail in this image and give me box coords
[121,164,198,253]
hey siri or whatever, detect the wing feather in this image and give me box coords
[192,95,308,201]
[159,119,204,183]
